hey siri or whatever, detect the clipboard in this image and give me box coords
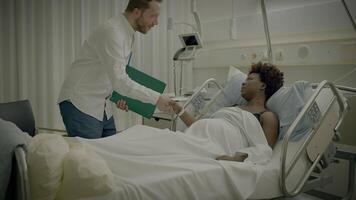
[110,65,166,119]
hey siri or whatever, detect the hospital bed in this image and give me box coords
[173,78,356,199]
[1,79,355,200]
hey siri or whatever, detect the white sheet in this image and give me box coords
[77,107,273,200]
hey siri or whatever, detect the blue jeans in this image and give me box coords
[59,101,116,138]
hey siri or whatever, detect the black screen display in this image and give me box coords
[183,35,198,46]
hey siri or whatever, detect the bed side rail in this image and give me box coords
[280,80,352,197]
[171,78,224,130]
[36,127,67,134]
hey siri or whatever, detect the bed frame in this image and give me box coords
[279,81,352,198]
[174,79,355,199]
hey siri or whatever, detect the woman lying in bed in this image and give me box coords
[169,62,284,162]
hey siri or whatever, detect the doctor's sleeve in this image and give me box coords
[93,29,160,105]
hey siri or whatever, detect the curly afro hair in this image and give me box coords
[249,62,284,100]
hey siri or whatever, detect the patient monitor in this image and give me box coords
[174,33,202,61]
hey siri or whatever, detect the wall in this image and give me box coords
[184,0,356,87]
[193,41,356,86]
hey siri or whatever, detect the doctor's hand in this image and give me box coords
[116,100,128,112]
[156,95,174,113]
[168,101,182,115]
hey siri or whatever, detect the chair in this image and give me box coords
[0,100,33,200]
[0,100,36,136]
[0,99,67,137]
[1,100,66,200]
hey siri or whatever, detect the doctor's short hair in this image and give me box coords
[126,0,163,12]
[249,62,284,100]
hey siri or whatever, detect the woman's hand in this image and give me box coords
[216,152,248,162]
[169,101,196,127]
[116,100,128,112]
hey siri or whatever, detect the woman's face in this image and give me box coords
[241,73,265,100]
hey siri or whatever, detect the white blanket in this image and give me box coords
[79,107,272,200]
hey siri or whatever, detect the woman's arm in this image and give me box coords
[260,111,279,148]
[216,152,248,162]
[169,101,197,127]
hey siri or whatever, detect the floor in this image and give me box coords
[284,193,324,200]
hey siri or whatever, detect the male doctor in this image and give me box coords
[58,0,172,138]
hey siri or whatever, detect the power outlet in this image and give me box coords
[275,50,284,61]
[261,50,268,61]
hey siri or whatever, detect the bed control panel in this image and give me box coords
[307,102,321,126]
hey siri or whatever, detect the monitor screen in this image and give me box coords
[179,33,202,49]
[182,35,199,46]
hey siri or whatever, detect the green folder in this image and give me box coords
[110,65,166,119]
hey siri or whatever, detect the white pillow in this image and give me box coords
[205,66,247,116]
[266,81,314,140]
[227,65,243,82]
[56,146,115,200]
[26,133,69,200]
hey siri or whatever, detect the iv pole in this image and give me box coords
[261,0,273,64]
[341,0,356,33]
